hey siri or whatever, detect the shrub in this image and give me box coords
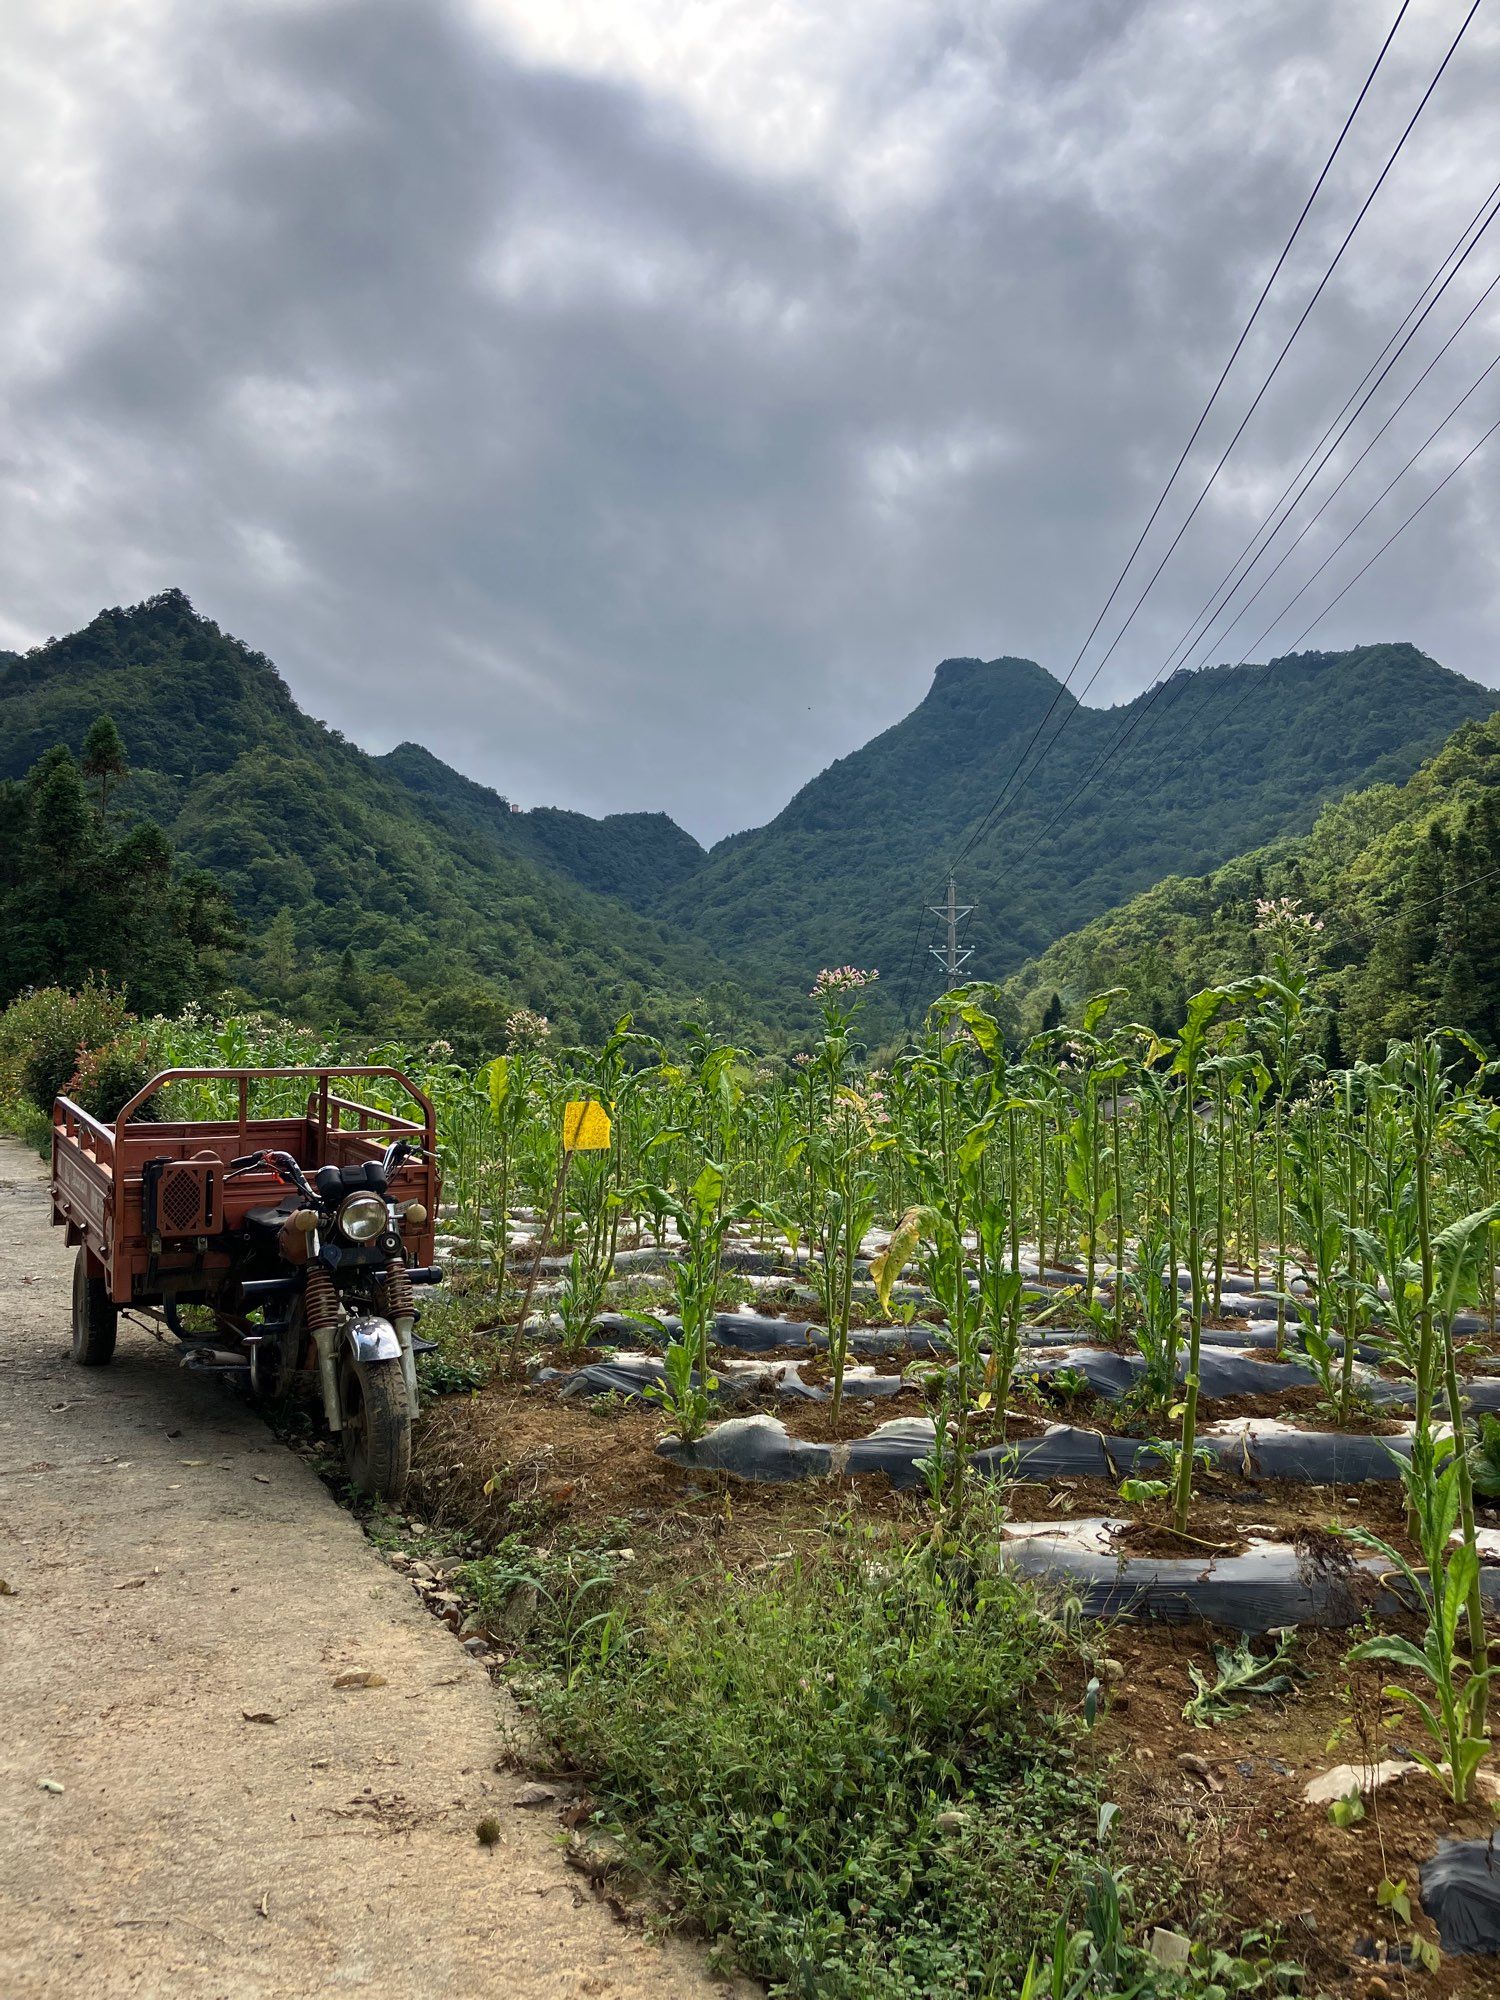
[64,1034,160,1123]
[0,980,133,1113]
[531,1531,1097,1998]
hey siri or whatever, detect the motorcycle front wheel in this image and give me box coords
[337,1352,412,1500]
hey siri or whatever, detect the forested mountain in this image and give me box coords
[1001,708,1500,1058]
[656,645,1496,1021]
[378,741,706,911]
[0,592,778,1048]
[4,593,1494,1052]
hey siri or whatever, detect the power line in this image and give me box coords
[964,116,1497,870]
[1176,262,1500,673]
[954,0,1480,871]
[1024,203,1500,794]
[1118,345,1500,788]
[1368,850,1500,932]
[1153,177,1500,686]
[895,905,933,1032]
[1018,391,1500,860]
[1091,253,1500,779]
[891,0,1419,1025]
[949,0,1415,868]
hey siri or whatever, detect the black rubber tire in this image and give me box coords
[71,1250,118,1367]
[338,1353,411,1500]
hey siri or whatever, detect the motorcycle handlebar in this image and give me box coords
[227,1149,320,1205]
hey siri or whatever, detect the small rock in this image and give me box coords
[1099,1656,1124,1683]
[462,1637,489,1657]
[934,1810,967,1833]
[1303,1760,1416,1805]
[567,1830,628,1882]
[1150,1928,1191,1968]
[408,1561,436,1582]
[513,1782,558,1807]
[1366,1980,1391,1999]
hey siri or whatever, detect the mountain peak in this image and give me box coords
[929,653,1058,693]
[656,640,1496,994]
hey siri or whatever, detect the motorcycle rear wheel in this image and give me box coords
[71,1250,118,1367]
[337,1352,411,1500]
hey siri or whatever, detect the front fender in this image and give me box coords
[343,1314,402,1365]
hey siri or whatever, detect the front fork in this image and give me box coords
[303,1259,421,1429]
[383,1258,420,1418]
[304,1263,345,1431]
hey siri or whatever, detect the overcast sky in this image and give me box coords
[3,0,1498,842]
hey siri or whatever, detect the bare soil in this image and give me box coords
[408,1355,1500,1996]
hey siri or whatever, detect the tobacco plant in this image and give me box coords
[1346,1432,1497,1804]
[632,1160,753,1442]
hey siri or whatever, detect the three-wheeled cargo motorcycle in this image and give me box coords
[49,1066,443,1499]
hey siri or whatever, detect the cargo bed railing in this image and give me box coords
[54,1095,118,1164]
[112,1066,437,1156]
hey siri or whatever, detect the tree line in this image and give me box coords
[0,718,238,1015]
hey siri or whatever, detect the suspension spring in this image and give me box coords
[304,1264,340,1337]
[382,1259,415,1320]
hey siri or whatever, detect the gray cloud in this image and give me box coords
[2,0,1497,841]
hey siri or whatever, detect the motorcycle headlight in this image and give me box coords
[337,1191,388,1244]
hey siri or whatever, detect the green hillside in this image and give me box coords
[1001,707,1500,1057]
[0,592,779,1048]
[378,741,705,911]
[6,594,1493,1054]
[659,644,1497,1020]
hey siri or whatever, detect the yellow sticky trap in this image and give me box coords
[563,1100,612,1150]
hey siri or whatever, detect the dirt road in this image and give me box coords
[0,1137,739,2000]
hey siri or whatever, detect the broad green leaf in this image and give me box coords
[690,1161,726,1216]
[1081,987,1126,1034]
[1347,1634,1434,1681]
[957,1004,1001,1059]
[958,1117,996,1176]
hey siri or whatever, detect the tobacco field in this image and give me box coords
[7,918,1500,1998]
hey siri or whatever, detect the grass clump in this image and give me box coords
[411,1278,502,1401]
[531,1528,1100,1998]
[454,1533,622,1668]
